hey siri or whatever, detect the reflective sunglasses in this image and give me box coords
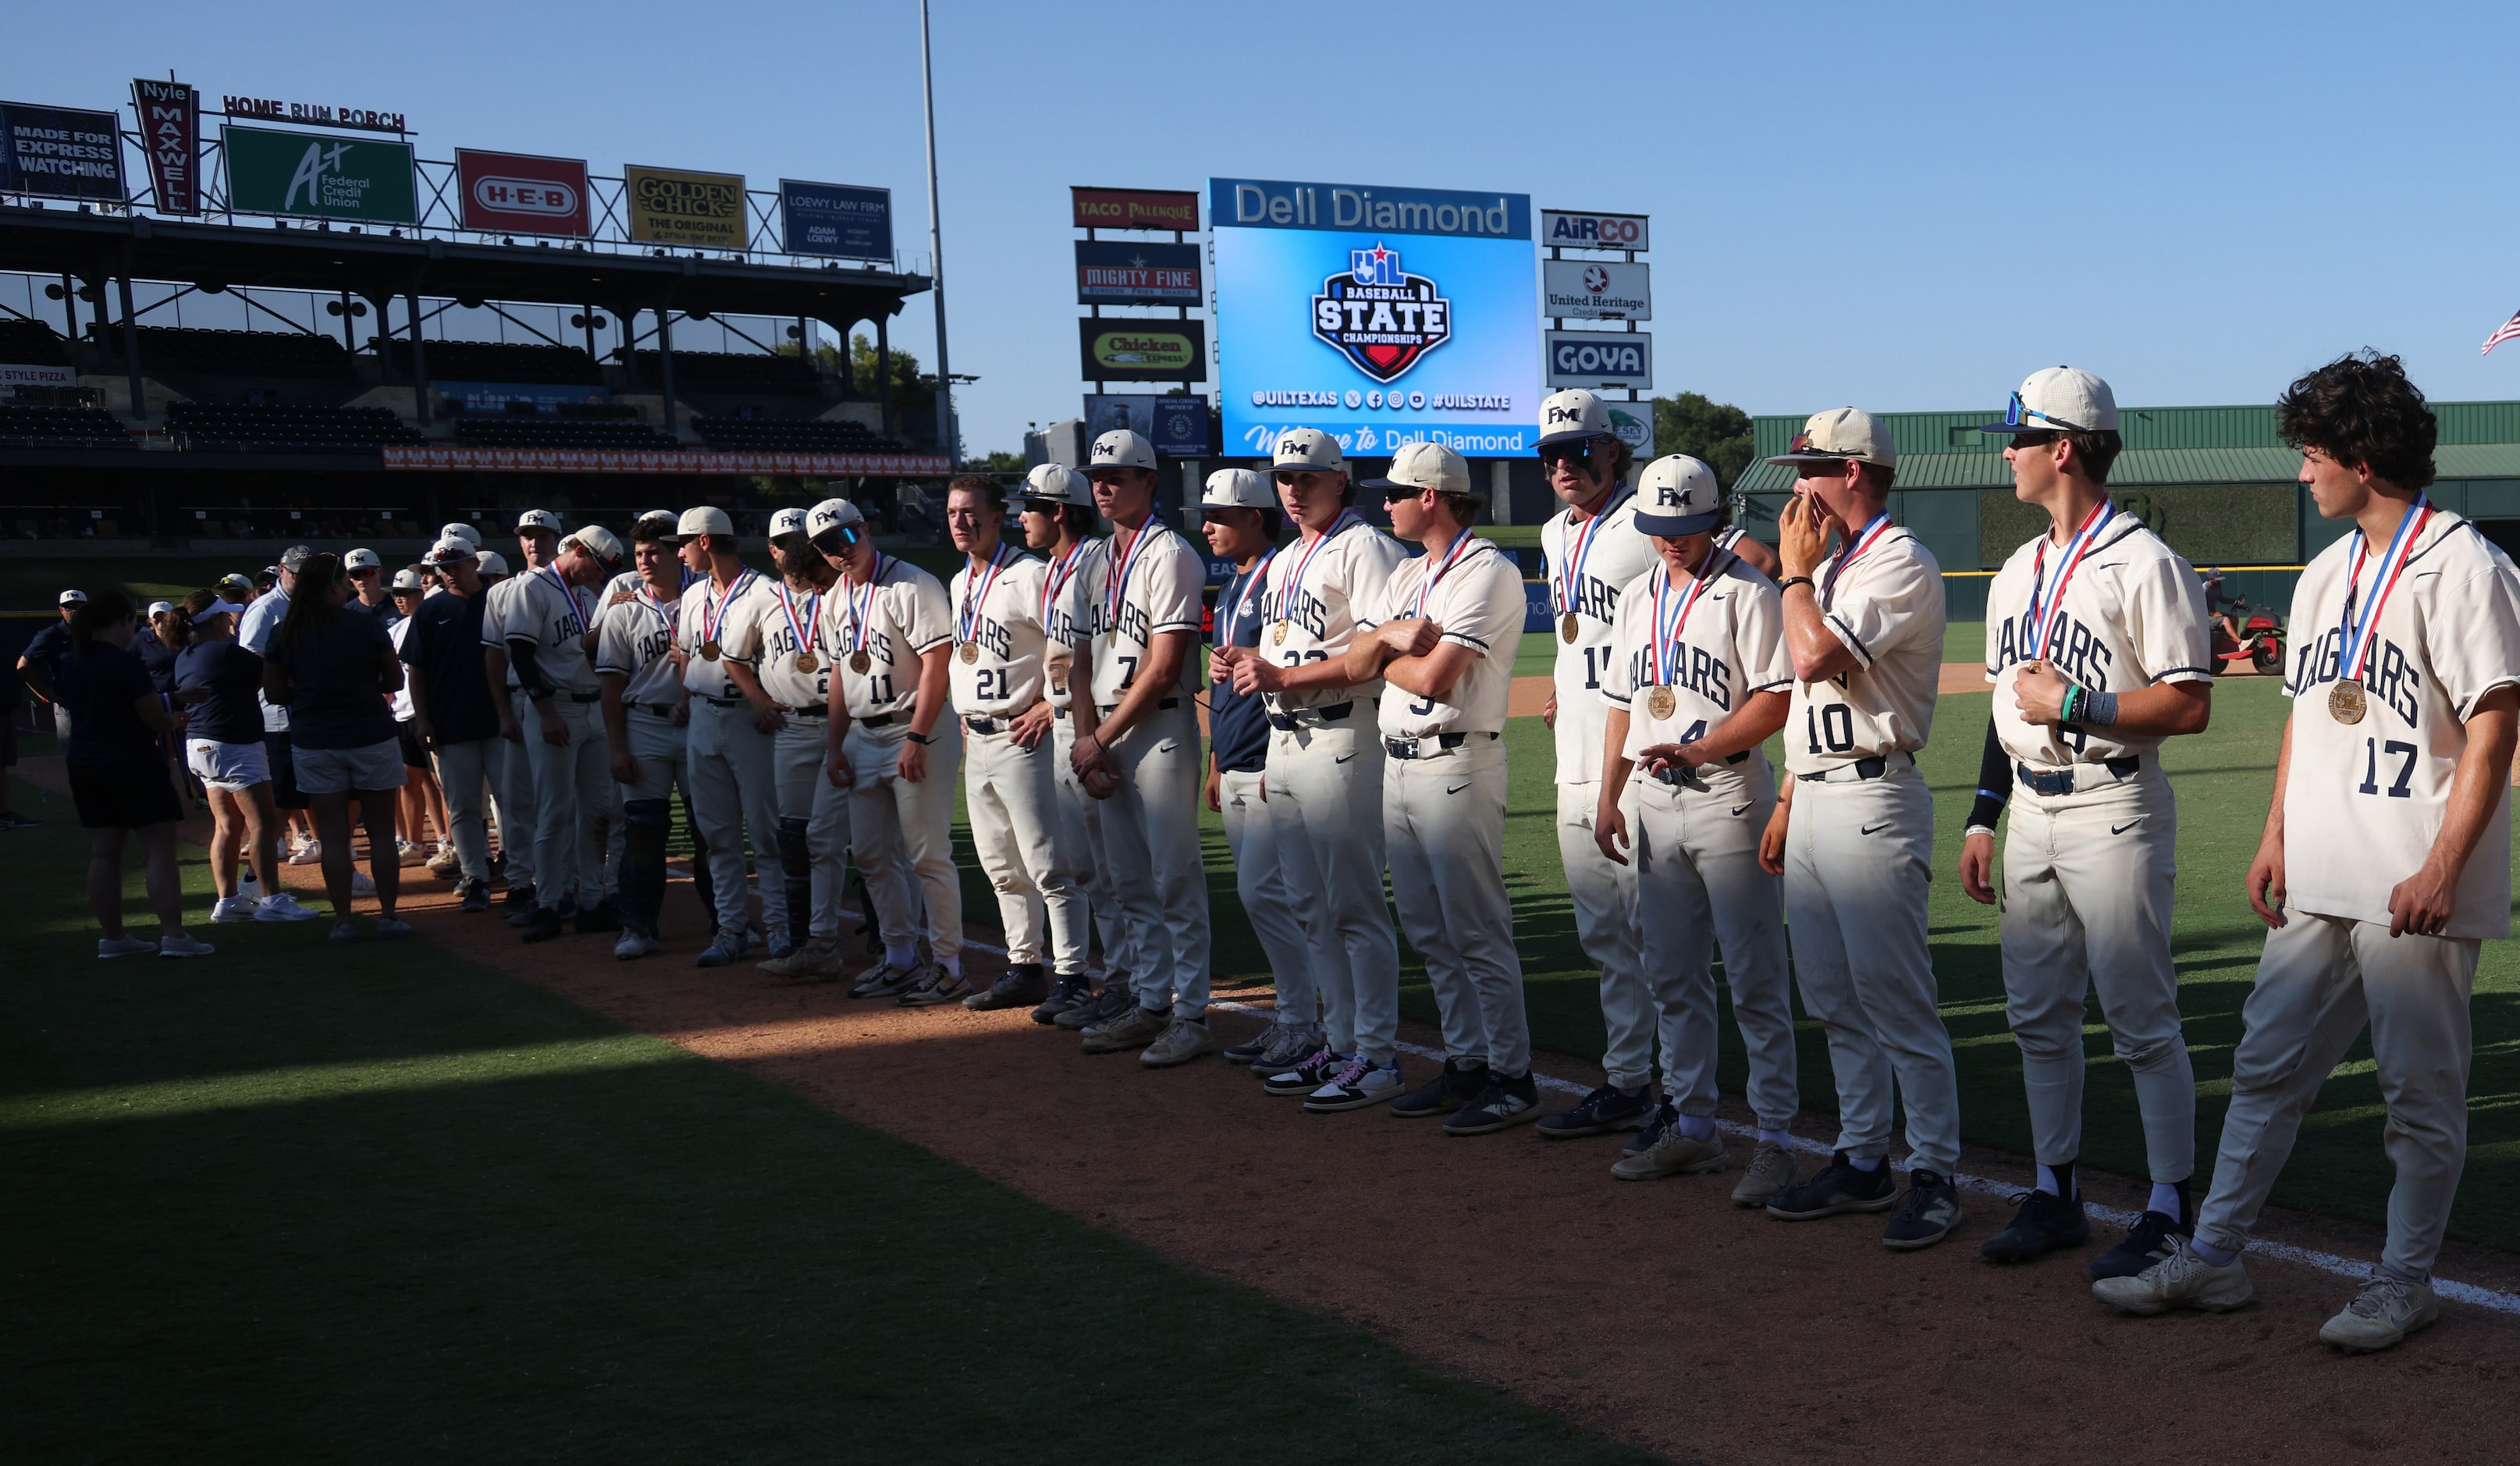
[2002,390,2090,434]
[1538,439,1608,469]
[809,522,865,557]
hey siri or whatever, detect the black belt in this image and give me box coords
[858,712,897,729]
[1800,755,1891,782]
[786,704,827,718]
[702,694,747,708]
[1267,700,1353,731]
[1653,750,1751,785]
[2017,755,2140,797]
[965,714,1011,735]
[569,691,601,704]
[1384,731,1495,760]
[1097,697,1179,716]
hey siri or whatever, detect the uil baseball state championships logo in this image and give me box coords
[1312,243,1451,383]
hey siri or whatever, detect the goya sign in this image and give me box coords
[1078,320,1207,383]
[222,125,416,222]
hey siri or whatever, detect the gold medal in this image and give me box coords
[1561,610,1580,643]
[698,639,720,661]
[849,650,871,674]
[794,652,819,674]
[1273,620,1289,646]
[2330,678,2367,724]
[1646,685,1676,721]
[960,641,979,664]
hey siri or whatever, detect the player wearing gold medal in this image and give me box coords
[2097,354,2520,1353]
[674,506,785,967]
[595,517,702,960]
[734,507,854,982]
[1591,455,1799,1197]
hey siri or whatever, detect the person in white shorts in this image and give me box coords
[1758,407,1965,1251]
[1530,389,1662,1139]
[499,524,626,943]
[1019,464,1141,1030]
[2096,352,2520,1353]
[1957,368,2215,1277]
[1221,428,1409,1098]
[945,475,1092,1014]
[738,507,854,981]
[676,506,786,967]
[1202,468,1339,1073]
[597,517,702,960]
[1591,456,1798,1198]
[1069,428,1216,1064]
[815,497,968,1004]
[1329,443,1530,1127]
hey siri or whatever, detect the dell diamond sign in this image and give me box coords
[1544,330,1652,391]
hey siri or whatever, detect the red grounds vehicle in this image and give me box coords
[2202,569,2284,674]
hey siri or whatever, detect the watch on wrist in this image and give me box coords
[905,730,933,745]
[1779,575,1815,592]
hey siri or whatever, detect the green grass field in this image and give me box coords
[0,795,1664,1464]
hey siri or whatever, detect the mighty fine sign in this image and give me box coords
[219,94,407,133]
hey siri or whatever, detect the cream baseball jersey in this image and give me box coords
[1601,552,1793,757]
[499,565,602,696]
[822,554,952,721]
[731,580,833,710]
[1985,507,2213,767]
[1040,536,1104,712]
[1361,532,1527,738]
[2279,507,2520,939]
[1785,515,1946,776]
[594,588,685,706]
[676,569,774,701]
[950,546,1050,716]
[1259,514,1409,712]
[604,564,698,603]
[1543,492,1658,783]
[1088,519,1205,708]
[478,574,531,688]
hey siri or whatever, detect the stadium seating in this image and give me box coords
[0,404,126,449]
[167,403,421,453]
[386,340,602,385]
[624,349,820,395]
[0,318,70,364]
[95,326,354,379]
[450,414,681,451]
[692,415,909,454]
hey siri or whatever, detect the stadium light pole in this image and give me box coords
[920,0,956,468]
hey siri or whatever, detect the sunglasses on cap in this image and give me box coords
[1380,484,1431,504]
[809,521,866,557]
[2001,391,2091,434]
[1539,439,1611,469]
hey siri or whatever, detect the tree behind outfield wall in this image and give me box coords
[1653,392,1755,488]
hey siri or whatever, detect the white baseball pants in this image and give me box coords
[686,699,787,938]
[1054,715,1134,978]
[845,720,963,962]
[772,717,854,941]
[524,698,613,909]
[965,722,1088,973]
[497,688,538,891]
[1559,777,1648,1089]
[1783,761,1961,1175]
[1267,720,1399,1063]
[619,706,691,802]
[1220,767,1334,1029]
[430,737,499,885]
[1100,703,1210,1016]
[1385,736,1529,1077]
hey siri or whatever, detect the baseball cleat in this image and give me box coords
[1610,1109,1727,1180]
[1980,1189,2091,1262]
[1303,1056,1406,1112]
[1141,1016,1219,1067]
[1882,1170,1964,1251]
[521,907,565,945]
[1386,1056,1487,1118]
[1536,1082,1655,1138]
[965,963,1049,1011]
[1263,1046,1345,1097]
[758,937,837,983]
[1444,1073,1542,1135]
[1731,1141,1800,1208]
[2319,1273,2438,1353]
[2089,1210,2189,1281]
[1765,1152,1899,1220]
[613,932,660,962]
[2092,1236,2254,1315]
[1081,1004,1169,1054]
[848,961,923,998]
[1030,972,1093,1024]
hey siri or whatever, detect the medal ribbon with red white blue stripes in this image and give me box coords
[777,583,821,659]
[702,568,755,646]
[1276,509,1363,621]
[1407,529,1484,620]
[1820,511,1894,608]
[958,545,1010,645]
[1648,549,1729,686]
[844,555,887,659]
[1220,546,1277,645]
[2338,495,2433,683]
[2024,499,2113,660]
[1559,490,1631,618]
[1104,521,1166,629]
[1041,536,1092,626]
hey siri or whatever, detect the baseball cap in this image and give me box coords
[390,568,426,592]
[147,600,175,617]
[1633,454,1725,537]
[1765,407,1896,469]
[1018,462,1093,507]
[1537,389,1614,449]
[57,589,86,606]
[1980,365,2119,436]
[676,506,734,539]
[426,536,477,564]
[279,544,317,571]
[769,507,809,539]
[562,524,624,567]
[517,509,563,534]
[1362,441,1476,499]
[633,507,680,535]
[1087,429,1157,472]
[807,497,867,556]
[344,547,382,571]
[1200,468,1275,511]
[438,521,483,548]
[188,598,247,624]
[215,573,253,594]
[1271,428,1345,474]
[477,550,510,577]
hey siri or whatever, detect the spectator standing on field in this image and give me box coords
[56,589,213,959]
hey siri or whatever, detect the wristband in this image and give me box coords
[905,730,933,745]
[1779,576,1815,592]
[2061,685,2085,724]
[2083,689,2119,727]
[1964,824,1998,840]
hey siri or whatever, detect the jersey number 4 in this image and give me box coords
[2358,737,2416,799]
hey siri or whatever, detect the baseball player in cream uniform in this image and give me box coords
[2098,352,2520,1352]
[1069,429,1215,1066]
[676,506,785,966]
[1223,428,1409,1097]
[593,509,687,905]
[1019,464,1140,1029]
[497,524,624,944]
[1531,389,1662,1139]
[1338,443,1532,1130]
[816,498,968,1005]
[1759,407,1964,1251]
[595,517,699,960]
[1592,456,1801,1199]
[1956,368,2216,1276]
[736,507,854,981]
[944,475,1089,1012]
[480,532,541,916]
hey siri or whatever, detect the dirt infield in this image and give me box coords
[37,754,2520,1466]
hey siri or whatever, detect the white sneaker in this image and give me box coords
[2319,1272,2440,1353]
[2092,1236,2255,1315]
[375,915,413,940]
[396,839,421,863]
[211,895,260,923]
[159,933,216,959]
[350,870,377,895]
[287,838,322,865]
[237,870,260,893]
[328,920,359,945]
[257,892,321,922]
[614,931,660,961]
[97,935,155,959]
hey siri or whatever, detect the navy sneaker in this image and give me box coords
[1444,1073,1542,1136]
[1030,972,1093,1025]
[2089,1209,2189,1281]
[458,880,492,913]
[1766,1151,1899,1221]
[1387,1056,1487,1118]
[521,906,565,945]
[1535,1082,1655,1139]
[1979,1189,2091,1263]
[1882,1169,1965,1251]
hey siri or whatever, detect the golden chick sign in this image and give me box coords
[624,165,748,248]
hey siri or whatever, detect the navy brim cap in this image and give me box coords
[1633,507,1722,537]
[1537,425,1610,449]
[1762,449,1863,465]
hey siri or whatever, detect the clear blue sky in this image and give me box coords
[15,1,2520,454]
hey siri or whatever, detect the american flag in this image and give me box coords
[2484,308,2520,357]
